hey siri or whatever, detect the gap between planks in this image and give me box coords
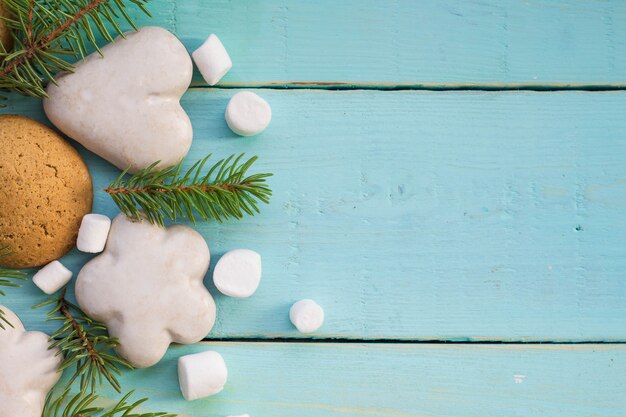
[189,81,626,92]
[202,337,626,345]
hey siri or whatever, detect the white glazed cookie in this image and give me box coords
[44,26,193,173]
[0,306,61,417]
[75,214,216,368]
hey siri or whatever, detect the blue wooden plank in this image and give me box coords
[71,342,626,417]
[113,0,626,85]
[3,90,626,341]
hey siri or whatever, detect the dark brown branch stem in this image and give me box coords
[103,182,253,195]
[0,0,107,78]
[57,289,99,364]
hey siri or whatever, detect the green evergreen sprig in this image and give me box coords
[0,0,150,98]
[35,289,132,393]
[43,389,176,417]
[0,245,26,329]
[105,154,273,227]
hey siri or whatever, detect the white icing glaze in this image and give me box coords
[75,214,216,368]
[44,26,193,173]
[0,306,61,417]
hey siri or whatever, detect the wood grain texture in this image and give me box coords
[114,0,626,85]
[2,3,625,413]
[4,90,626,341]
[80,342,626,417]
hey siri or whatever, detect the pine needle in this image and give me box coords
[43,389,176,417]
[104,154,273,227]
[0,245,26,330]
[0,0,151,99]
[42,389,101,417]
[34,289,133,393]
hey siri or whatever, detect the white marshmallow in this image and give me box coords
[178,351,228,401]
[290,299,324,333]
[225,91,272,136]
[213,249,262,298]
[77,214,111,253]
[32,261,72,295]
[227,415,250,417]
[192,34,232,86]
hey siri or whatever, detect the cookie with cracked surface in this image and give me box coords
[0,115,93,268]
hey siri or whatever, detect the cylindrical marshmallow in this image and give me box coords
[178,350,228,401]
[290,299,325,333]
[225,91,272,136]
[77,214,111,253]
[213,249,262,298]
[227,415,250,417]
[192,34,232,86]
[32,260,73,294]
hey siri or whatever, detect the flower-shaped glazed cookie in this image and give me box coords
[0,306,61,417]
[75,214,216,368]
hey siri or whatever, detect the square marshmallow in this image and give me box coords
[192,34,232,86]
[32,260,73,294]
[178,350,228,401]
[77,214,111,253]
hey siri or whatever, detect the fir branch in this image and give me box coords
[43,389,176,417]
[42,389,101,417]
[35,289,132,393]
[100,390,176,417]
[105,154,273,227]
[0,0,151,98]
[0,245,26,330]
[0,245,26,296]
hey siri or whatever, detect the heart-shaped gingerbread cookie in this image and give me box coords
[44,26,193,173]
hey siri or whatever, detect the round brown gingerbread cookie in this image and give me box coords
[0,2,13,53]
[0,115,93,268]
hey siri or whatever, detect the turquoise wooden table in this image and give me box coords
[4,1,626,415]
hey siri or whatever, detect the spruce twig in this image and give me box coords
[43,389,176,417]
[35,289,132,393]
[104,154,273,227]
[0,245,26,330]
[42,389,101,417]
[100,390,176,417]
[0,0,151,98]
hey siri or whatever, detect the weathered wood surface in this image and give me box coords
[5,90,626,341]
[2,2,625,414]
[87,342,626,417]
[122,0,626,86]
